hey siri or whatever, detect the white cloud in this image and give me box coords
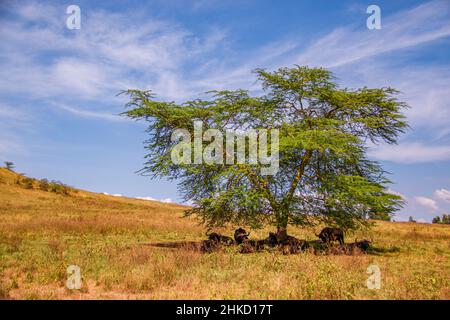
[102,192,123,197]
[369,142,450,164]
[435,189,450,202]
[0,3,229,106]
[183,199,195,206]
[343,62,450,133]
[136,196,173,203]
[3,0,449,125]
[414,196,440,211]
[55,103,124,122]
[386,188,406,199]
[136,196,157,201]
[282,1,450,145]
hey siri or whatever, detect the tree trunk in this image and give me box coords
[276,226,288,243]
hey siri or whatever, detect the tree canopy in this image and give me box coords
[122,66,408,239]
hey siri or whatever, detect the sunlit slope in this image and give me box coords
[0,168,449,299]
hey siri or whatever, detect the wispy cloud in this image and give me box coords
[55,103,124,122]
[435,189,450,202]
[399,189,450,221]
[414,196,440,212]
[0,2,229,105]
[294,1,450,68]
[369,142,450,164]
[1,0,450,219]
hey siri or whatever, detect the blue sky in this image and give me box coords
[1,0,450,222]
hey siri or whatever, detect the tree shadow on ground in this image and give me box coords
[142,241,400,256]
[144,241,202,250]
[367,245,400,255]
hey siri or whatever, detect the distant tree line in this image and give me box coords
[432,214,450,224]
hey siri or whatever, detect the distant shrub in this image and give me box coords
[48,181,71,195]
[15,176,72,195]
[17,177,34,189]
[38,179,50,191]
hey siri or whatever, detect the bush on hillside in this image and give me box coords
[16,176,72,195]
[16,177,34,189]
[48,181,71,195]
[38,179,50,191]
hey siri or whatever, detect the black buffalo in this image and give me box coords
[264,232,278,247]
[353,239,371,252]
[207,232,234,245]
[234,228,250,244]
[281,236,309,254]
[316,227,345,245]
[200,239,220,253]
[325,239,371,255]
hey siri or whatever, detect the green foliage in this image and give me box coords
[432,216,441,224]
[444,214,450,224]
[122,65,408,233]
[433,214,450,224]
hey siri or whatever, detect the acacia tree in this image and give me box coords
[122,66,407,240]
[4,162,14,171]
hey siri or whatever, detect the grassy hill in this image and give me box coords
[0,168,449,299]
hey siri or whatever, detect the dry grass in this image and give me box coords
[0,168,449,299]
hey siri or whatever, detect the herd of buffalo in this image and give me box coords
[201,227,371,255]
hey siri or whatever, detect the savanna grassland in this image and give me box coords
[0,168,449,300]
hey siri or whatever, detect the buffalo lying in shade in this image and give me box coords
[316,227,345,245]
[201,227,369,255]
[318,239,372,255]
[207,232,234,245]
[280,236,309,255]
[200,239,220,253]
[234,228,250,244]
